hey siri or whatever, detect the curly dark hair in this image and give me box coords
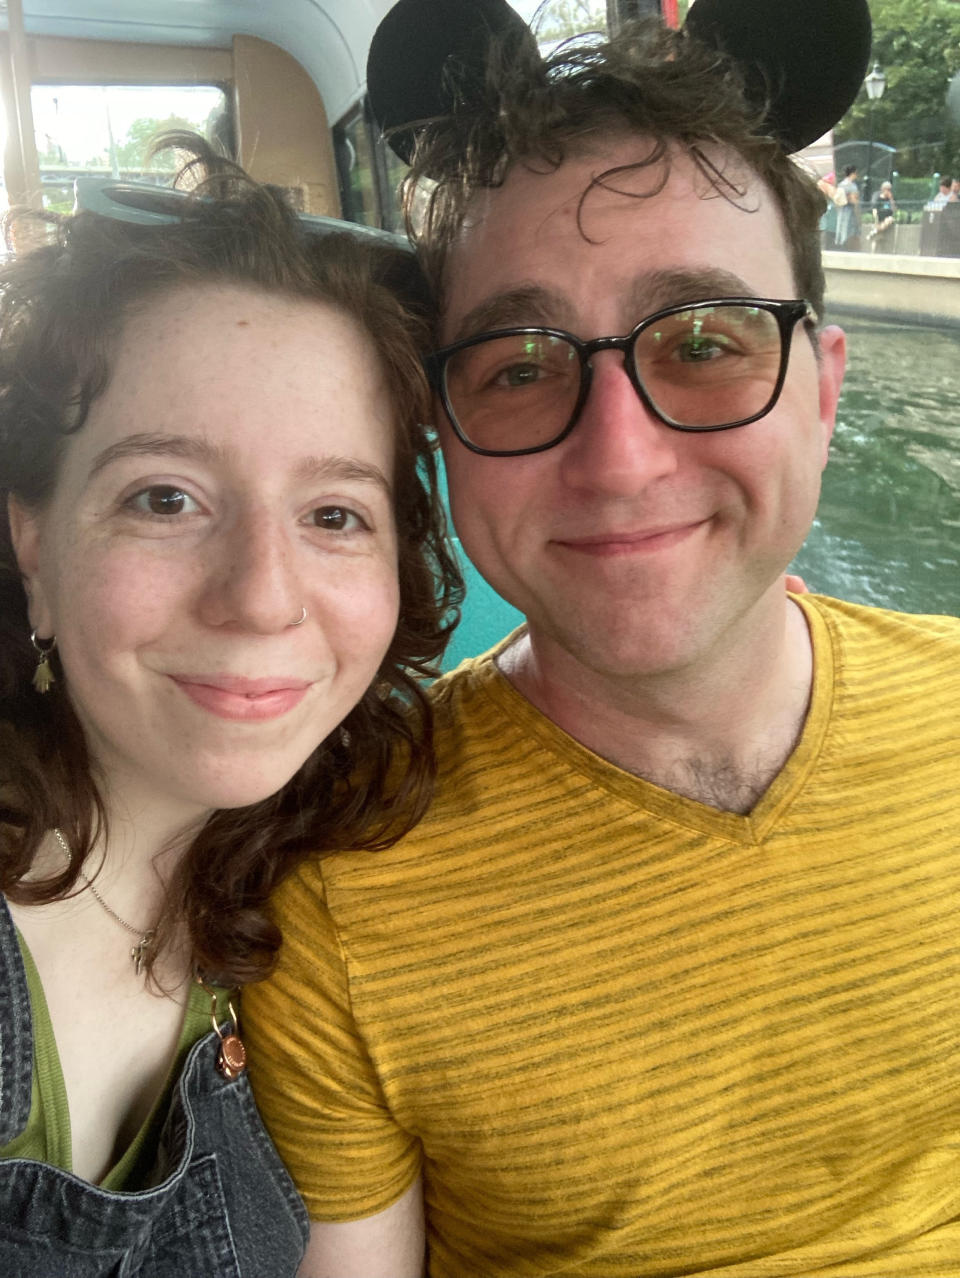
[405,19,826,322]
[0,167,463,985]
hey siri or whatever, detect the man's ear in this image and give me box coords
[815,323,846,467]
[7,494,54,636]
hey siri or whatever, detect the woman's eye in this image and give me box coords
[127,486,201,517]
[311,505,368,532]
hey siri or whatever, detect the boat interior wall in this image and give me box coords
[17,35,232,85]
[233,35,339,215]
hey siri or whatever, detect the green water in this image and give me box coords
[792,315,960,616]
[441,315,960,671]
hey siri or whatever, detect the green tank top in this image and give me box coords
[0,931,230,1190]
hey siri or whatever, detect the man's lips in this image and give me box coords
[170,675,313,721]
[553,520,707,556]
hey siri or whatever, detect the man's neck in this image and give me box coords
[497,596,815,815]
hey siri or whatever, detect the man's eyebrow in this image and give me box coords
[448,269,763,345]
[448,286,571,342]
[88,433,392,497]
[627,267,759,314]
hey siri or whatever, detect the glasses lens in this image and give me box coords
[443,332,580,453]
[633,304,784,428]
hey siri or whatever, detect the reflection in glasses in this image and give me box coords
[425,298,816,457]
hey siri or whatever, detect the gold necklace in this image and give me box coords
[52,828,157,976]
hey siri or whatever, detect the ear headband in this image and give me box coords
[367,0,872,163]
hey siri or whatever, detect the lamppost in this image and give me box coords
[863,63,887,206]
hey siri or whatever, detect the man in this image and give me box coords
[868,179,897,242]
[245,16,960,1278]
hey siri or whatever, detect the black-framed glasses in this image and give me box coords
[424,297,816,457]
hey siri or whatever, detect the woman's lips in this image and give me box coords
[170,675,312,721]
[554,520,706,556]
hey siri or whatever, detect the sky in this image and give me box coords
[511,0,546,19]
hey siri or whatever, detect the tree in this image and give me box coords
[115,115,196,171]
[833,0,960,180]
[531,0,608,42]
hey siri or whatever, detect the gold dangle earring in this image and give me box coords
[30,631,57,694]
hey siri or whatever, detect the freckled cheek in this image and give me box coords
[316,563,401,652]
[52,548,194,669]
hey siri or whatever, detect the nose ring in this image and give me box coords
[289,607,307,627]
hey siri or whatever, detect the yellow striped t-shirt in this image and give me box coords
[245,595,960,1277]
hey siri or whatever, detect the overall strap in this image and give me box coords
[0,895,33,1144]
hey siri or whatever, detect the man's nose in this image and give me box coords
[558,353,680,494]
[198,508,304,634]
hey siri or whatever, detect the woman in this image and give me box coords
[834,163,861,251]
[816,171,838,248]
[0,168,460,1273]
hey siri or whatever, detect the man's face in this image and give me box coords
[437,139,845,684]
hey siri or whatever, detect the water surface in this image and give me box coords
[792,315,960,617]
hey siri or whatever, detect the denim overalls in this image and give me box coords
[0,897,308,1276]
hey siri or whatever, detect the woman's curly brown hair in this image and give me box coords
[404,18,826,323]
[0,152,463,986]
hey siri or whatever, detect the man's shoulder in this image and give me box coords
[294,632,550,890]
[806,594,960,686]
[425,627,540,744]
[808,594,960,646]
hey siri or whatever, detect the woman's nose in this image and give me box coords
[197,509,304,634]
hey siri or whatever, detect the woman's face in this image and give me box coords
[10,283,401,824]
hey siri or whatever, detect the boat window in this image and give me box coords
[334,97,407,233]
[32,83,229,213]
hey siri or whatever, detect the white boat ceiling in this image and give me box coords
[1,0,399,119]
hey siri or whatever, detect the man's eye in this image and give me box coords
[675,336,731,363]
[311,506,368,532]
[495,363,546,387]
[127,486,200,516]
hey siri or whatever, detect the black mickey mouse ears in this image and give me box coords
[367,0,872,163]
[685,0,872,154]
[367,0,538,165]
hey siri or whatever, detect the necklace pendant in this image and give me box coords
[130,930,156,976]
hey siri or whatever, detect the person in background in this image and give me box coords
[816,169,838,247]
[245,10,959,1278]
[834,162,861,249]
[927,175,952,209]
[869,178,897,243]
[0,162,459,1275]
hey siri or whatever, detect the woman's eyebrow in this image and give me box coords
[88,433,393,497]
[87,433,226,480]
[292,455,393,497]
